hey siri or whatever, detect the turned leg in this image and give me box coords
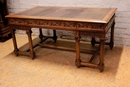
[11,29,19,56]
[53,30,57,42]
[26,29,35,59]
[109,21,115,49]
[98,39,105,72]
[91,37,96,47]
[74,31,81,68]
[39,28,44,41]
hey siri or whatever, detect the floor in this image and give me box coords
[0,34,130,87]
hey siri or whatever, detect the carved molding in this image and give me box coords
[80,32,104,38]
[8,19,76,29]
[77,22,105,30]
[10,25,31,30]
[79,15,115,38]
[8,15,115,38]
[9,18,112,31]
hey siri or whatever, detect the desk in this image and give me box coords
[6,6,117,72]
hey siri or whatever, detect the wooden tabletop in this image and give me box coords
[6,6,117,23]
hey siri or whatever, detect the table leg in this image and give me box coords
[26,29,35,59]
[109,21,115,49]
[91,37,96,47]
[39,28,44,40]
[53,30,57,42]
[11,29,19,56]
[98,39,105,72]
[74,31,81,68]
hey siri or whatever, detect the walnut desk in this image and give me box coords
[6,6,117,72]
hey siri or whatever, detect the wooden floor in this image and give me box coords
[0,34,130,87]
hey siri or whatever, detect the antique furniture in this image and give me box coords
[6,6,117,72]
[0,0,11,41]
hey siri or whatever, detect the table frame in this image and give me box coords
[7,7,116,72]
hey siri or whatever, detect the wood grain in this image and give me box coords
[6,6,117,23]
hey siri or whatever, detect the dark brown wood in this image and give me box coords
[39,28,44,40]
[6,6,117,72]
[0,0,4,3]
[109,20,115,49]
[53,30,57,42]
[91,37,96,47]
[0,0,11,41]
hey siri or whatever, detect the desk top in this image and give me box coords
[6,6,117,23]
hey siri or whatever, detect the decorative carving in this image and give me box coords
[10,25,31,30]
[77,22,105,30]
[8,19,76,29]
[79,32,104,38]
[79,15,115,38]
[9,18,107,31]
[8,15,115,39]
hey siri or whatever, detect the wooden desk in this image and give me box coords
[6,6,117,72]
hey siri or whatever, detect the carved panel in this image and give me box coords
[77,22,105,30]
[79,15,115,38]
[80,32,105,38]
[10,25,31,30]
[8,19,77,29]
[8,15,115,39]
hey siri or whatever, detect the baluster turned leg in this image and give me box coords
[26,29,35,59]
[11,29,19,56]
[74,31,81,68]
[98,39,105,72]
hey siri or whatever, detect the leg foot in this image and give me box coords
[98,63,104,72]
[14,49,19,56]
[30,52,36,60]
[75,59,81,68]
[109,41,114,49]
